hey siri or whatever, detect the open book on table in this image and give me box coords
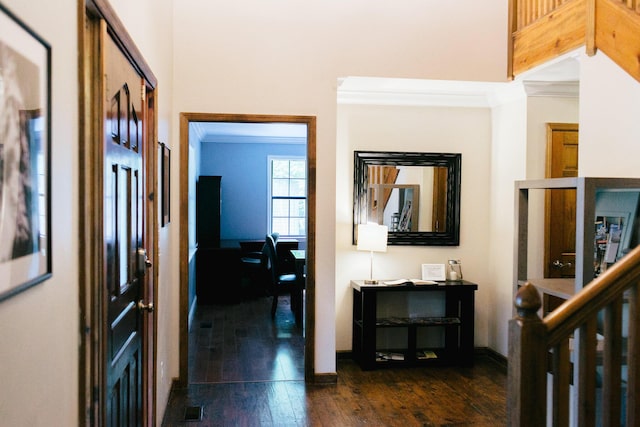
[382,279,439,286]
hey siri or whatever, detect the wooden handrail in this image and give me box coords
[545,244,640,345]
[509,245,640,426]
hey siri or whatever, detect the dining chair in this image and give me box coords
[239,233,281,296]
[263,233,298,319]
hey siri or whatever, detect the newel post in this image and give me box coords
[508,282,547,427]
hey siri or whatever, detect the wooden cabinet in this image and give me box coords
[351,280,477,370]
[196,175,229,304]
[514,177,640,308]
[196,176,221,248]
[196,245,242,305]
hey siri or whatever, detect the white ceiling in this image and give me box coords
[191,121,307,144]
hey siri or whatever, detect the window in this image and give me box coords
[270,157,306,237]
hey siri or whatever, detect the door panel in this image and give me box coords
[104,31,145,426]
[545,123,579,278]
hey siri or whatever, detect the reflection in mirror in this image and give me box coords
[354,151,461,246]
[369,184,420,232]
[368,166,449,232]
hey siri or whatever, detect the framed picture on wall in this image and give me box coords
[161,142,170,226]
[0,3,52,301]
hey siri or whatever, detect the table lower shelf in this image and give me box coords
[373,317,461,327]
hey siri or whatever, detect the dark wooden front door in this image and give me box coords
[104,30,147,426]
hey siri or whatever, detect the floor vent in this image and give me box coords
[200,321,212,329]
[184,406,203,421]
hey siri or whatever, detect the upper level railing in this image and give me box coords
[508,245,640,426]
[513,0,574,28]
[509,0,640,82]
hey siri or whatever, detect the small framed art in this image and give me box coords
[161,142,170,226]
[421,264,446,281]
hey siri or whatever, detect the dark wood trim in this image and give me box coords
[178,113,317,385]
[85,0,157,88]
[476,347,508,371]
[313,373,338,384]
[178,114,190,387]
[304,116,317,382]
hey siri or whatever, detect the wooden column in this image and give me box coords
[508,282,547,426]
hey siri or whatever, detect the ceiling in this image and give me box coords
[191,121,307,144]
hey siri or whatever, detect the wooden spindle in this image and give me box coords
[627,283,639,427]
[577,318,598,427]
[552,338,571,426]
[602,298,623,427]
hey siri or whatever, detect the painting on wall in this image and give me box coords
[161,142,170,226]
[0,3,52,301]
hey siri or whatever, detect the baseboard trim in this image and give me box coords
[475,347,508,370]
[313,373,338,384]
[336,350,352,360]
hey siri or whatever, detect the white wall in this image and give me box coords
[335,103,493,351]
[172,0,508,374]
[0,1,78,425]
[579,51,640,177]
[487,87,528,356]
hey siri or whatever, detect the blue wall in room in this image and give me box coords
[199,142,306,241]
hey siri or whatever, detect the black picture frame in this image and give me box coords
[353,151,461,246]
[0,3,52,302]
[161,142,170,226]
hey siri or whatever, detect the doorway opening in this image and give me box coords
[178,113,316,385]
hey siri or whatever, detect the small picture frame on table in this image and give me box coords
[421,264,446,282]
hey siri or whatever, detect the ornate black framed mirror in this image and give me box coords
[353,151,461,246]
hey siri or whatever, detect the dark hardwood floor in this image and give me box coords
[162,295,507,426]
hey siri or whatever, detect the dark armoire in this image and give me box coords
[196,176,221,248]
[196,176,241,304]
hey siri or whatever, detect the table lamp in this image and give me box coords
[357,223,388,284]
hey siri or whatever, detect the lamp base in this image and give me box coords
[364,279,379,284]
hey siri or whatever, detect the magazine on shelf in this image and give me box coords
[416,350,438,360]
[376,352,405,361]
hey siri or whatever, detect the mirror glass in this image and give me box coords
[354,151,461,246]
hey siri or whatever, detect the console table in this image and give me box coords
[351,280,477,370]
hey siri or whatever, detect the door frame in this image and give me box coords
[178,113,316,384]
[78,0,159,424]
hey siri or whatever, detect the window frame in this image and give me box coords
[267,155,307,238]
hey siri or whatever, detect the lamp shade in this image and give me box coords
[357,224,388,252]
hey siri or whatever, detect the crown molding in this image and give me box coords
[190,122,205,142]
[337,76,577,108]
[337,77,526,108]
[522,80,579,98]
[200,134,306,145]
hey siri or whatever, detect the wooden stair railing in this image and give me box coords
[368,165,399,220]
[509,0,640,83]
[508,244,640,426]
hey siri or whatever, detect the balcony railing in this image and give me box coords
[509,0,640,82]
